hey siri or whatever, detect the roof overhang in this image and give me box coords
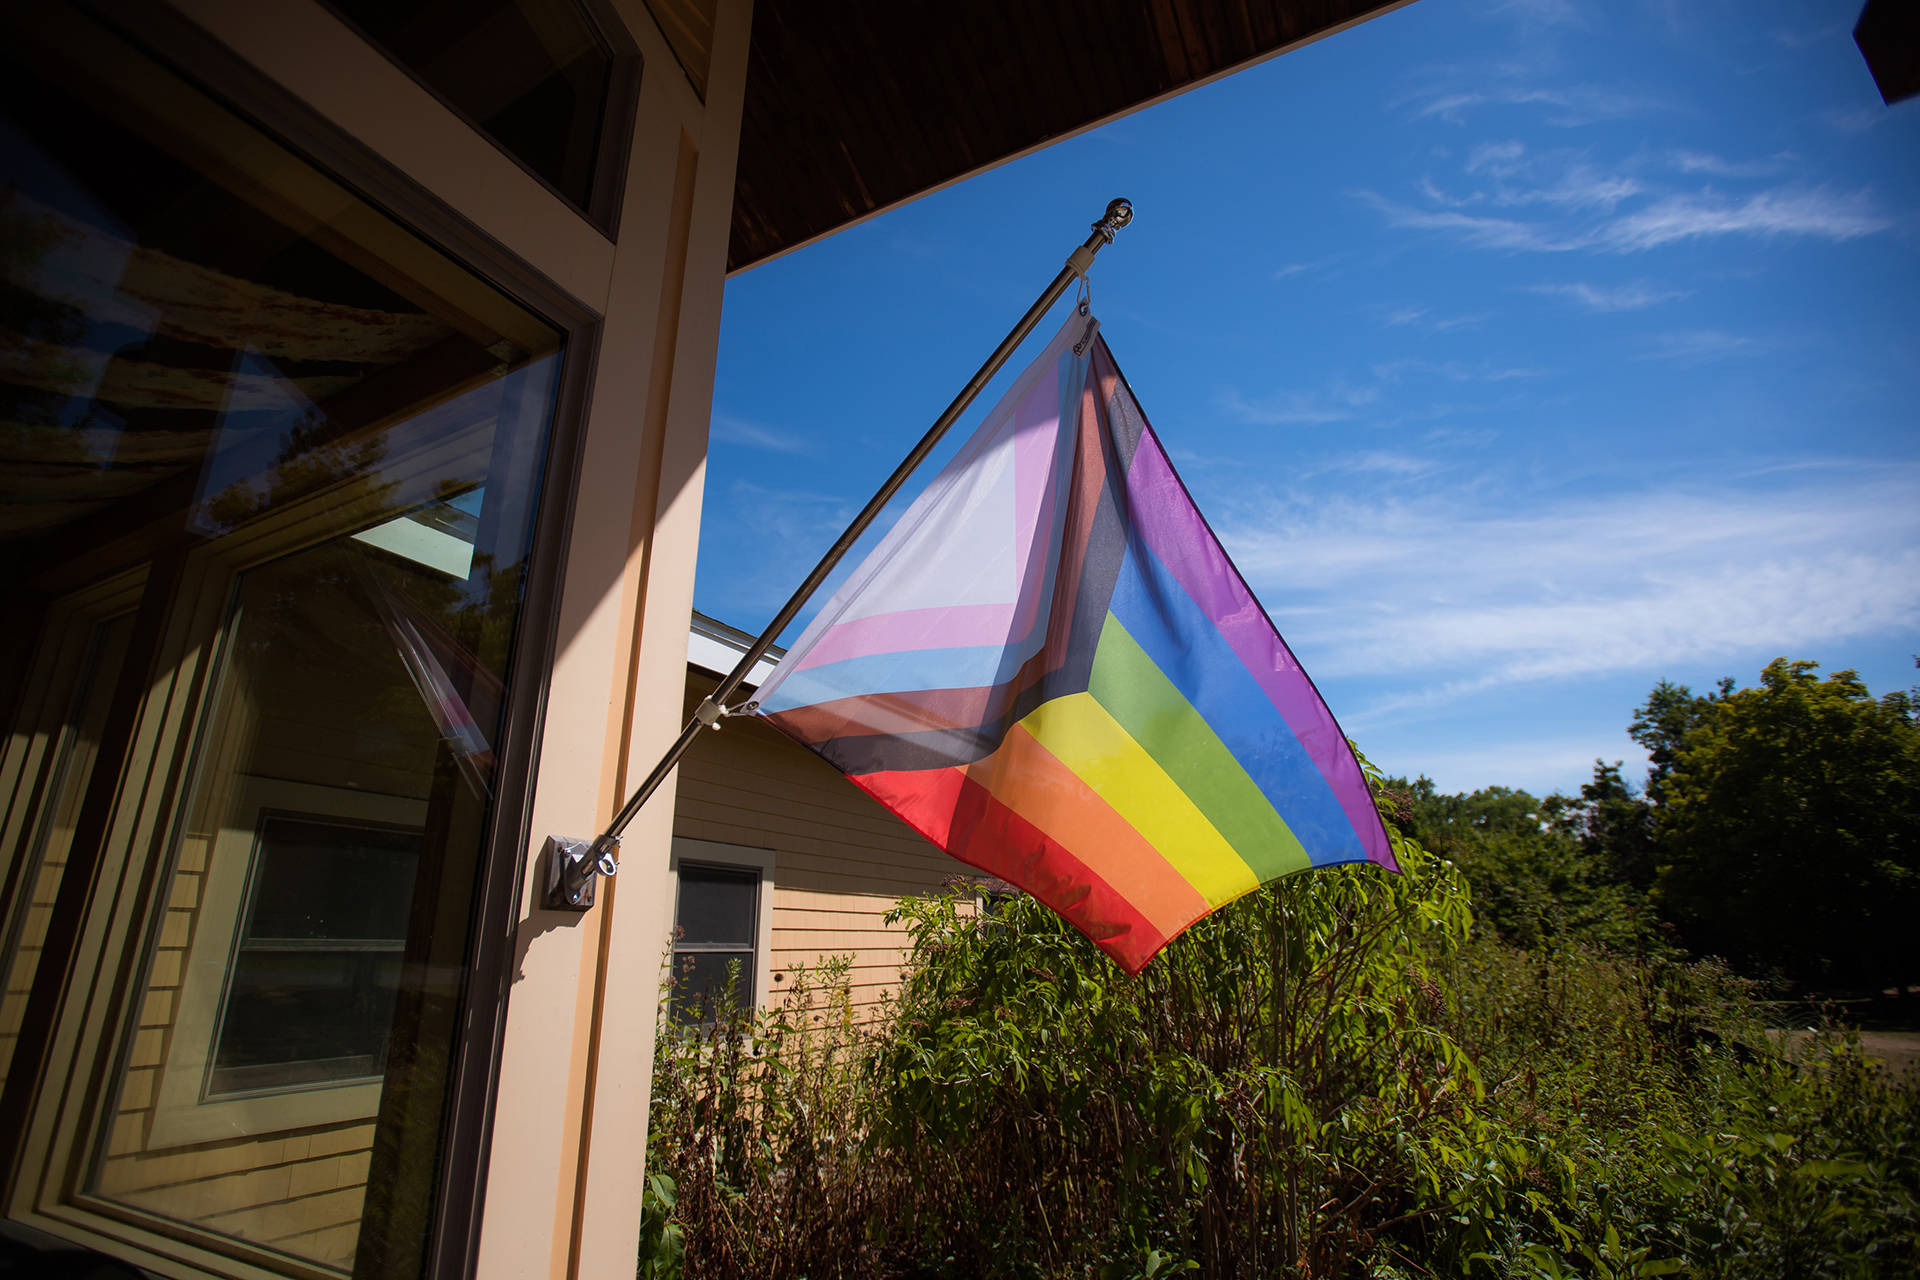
[727,0,1418,272]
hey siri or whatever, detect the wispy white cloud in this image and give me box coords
[1361,197,1574,250]
[1216,468,1920,714]
[703,478,870,617]
[1407,83,1677,127]
[1487,0,1585,29]
[1602,187,1892,248]
[1343,452,1440,476]
[1364,183,1892,253]
[1528,279,1690,310]
[1636,329,1778,364]
[1817,106,1885,135]
[1374,304,1490,331]
[1450,143,1646,210]
[1216,384,1376,426]
[1664,149,1786,177]
[710,413,812,454]
[1370,358,1550,383]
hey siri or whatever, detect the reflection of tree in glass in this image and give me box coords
[0,190,93,441]
[201,413,397,532]
[226,528,527,798]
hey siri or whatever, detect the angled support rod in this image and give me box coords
[543,197,1134,909]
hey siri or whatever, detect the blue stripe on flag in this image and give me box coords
[1105,540,1365,864]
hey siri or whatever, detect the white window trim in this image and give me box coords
[149,775,427,1147]
[666,838,775,1014]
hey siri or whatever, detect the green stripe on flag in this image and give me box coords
[1089,614,1311,883]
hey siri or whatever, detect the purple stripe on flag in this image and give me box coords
[1121,428,1392,866]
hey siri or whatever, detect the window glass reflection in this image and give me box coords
[329,0,614,211]
[208,814,424,1097]
[671,864,758,1023]
[0,612,135,1082]
[0,5,565,1276]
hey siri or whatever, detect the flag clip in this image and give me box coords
[1072,312,1101,358]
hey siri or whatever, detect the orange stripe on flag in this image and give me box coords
[962,723,1211,943]
[853,765,1174,973]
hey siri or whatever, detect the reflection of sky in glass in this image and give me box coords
[352,487,486,579]
[2,115,155,462]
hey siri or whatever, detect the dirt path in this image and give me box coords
[1855,1032,1920,1081]
[1772,1030,1920,1081]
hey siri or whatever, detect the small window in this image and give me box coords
[328,0,617,212]
[207,813,423,1096]
[670,863,759,1023]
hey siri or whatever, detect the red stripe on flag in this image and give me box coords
[851,767,1171,974]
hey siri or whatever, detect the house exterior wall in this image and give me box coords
[675,672,974,1021]
[0,2,752,1278]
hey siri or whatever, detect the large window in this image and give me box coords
[0,4,568,1276]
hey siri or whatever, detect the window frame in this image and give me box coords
[318,0,644,239]
[146,777,429,1149]
[0,3,613,1276]
[0,573,147,1084]
[667,839,775,1018]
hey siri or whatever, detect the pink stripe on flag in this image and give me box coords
[792,602,1020,671]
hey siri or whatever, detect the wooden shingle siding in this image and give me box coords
[676,673,970,1019]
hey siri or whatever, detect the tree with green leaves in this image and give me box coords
[1398,778,1651,952]
[1633,658,1920,992]
[1545,760,1659,894]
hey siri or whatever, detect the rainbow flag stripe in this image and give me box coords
[752,313,1396,972]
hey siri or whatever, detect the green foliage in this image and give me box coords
[868,790,1478,1276]
[638,1172,684,1280]
[1545,762,1658,896]
[1635,658,1920,988]
[1397,779,1651,953]
[1652,1035,1920,1277]
[642,729,1920,1278]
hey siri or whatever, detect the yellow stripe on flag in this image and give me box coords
[1018,692,1261,907]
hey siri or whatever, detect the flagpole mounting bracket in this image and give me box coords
[542,833,621,911]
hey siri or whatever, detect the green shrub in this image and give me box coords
[642,763,1920,1278]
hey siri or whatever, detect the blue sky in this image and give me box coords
[693,0,1919,800]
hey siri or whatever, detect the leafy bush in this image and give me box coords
[868,821,1477,1277]
[1395,780,1652,954]
[642,761,1920,1278]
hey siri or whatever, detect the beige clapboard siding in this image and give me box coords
[675,673,974,1018]
[93,827,375,1274]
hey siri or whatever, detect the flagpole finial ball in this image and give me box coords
[1105,199,1133,229]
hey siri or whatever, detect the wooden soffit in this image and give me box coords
[728,0,1413,272]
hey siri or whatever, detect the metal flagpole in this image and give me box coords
[541,197,1135,909]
